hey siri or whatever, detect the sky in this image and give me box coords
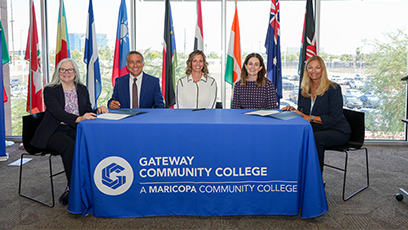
[6,0,408,57]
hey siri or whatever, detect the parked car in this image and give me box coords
[359,95,380,108]
[290,75,300,81]
[354,75,363,81]
[282,81,294,91]
[343,77,353,85]
[331,75,340,80]
[363,91,374,97]
[349,80,363,89]
[10,79,21,87]
[331,76,345,85]
[343,95,363,109]
[288,89,299,102]
[344,89,363,98]
[282,75,291,80]
[10,86,27,97]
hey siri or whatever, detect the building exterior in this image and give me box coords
[68,33,108,52]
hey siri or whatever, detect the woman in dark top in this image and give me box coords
[232,53,278,109]
[282,56,351,173]
[30,58,109,205]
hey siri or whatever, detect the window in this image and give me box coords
[5,0,408,141]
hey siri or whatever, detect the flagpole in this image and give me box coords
[130,0,136,50]
[29,0,33,114]
[221,0,226,108]
[40,0,50,84]
[315,0,320,55]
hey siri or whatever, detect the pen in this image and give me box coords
[192,108,205,111]
[112,97,121,108]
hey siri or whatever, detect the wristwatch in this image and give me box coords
[310,115,314,123]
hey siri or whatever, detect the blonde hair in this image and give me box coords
[300,56,335,98]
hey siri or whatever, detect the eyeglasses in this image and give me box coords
[59,68,75,73]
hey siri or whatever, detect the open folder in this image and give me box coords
[244,110,302,120]
[97,109,148,120]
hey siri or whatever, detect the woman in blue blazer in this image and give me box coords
[31,58,109,205]
[282,56,351,173]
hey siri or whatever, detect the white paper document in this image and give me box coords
[244,110,280,116]
[97,113,132,120]
[244,110,302,120]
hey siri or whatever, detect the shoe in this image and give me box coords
[59,189,69,205]
[323,181,326,188]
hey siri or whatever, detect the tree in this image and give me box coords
[364,29,407,138]
[340,54,352,61]
[207,51,220,59]
[283,52,298,62]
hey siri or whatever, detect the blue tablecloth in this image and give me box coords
[67,109,328,218]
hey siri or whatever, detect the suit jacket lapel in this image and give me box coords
[123,75,131,108]
[140,72,149,106]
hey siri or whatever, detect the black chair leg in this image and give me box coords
[324,147,369,201]
[343,147,369,201]
[18,153,65,207]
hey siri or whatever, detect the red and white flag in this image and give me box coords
[25,1,43,113]
[194,0,204,51]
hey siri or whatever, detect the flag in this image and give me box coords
[0,20,9,159]
[112,0,130,87]
[265,0,282,105]
[162,0,177,108]
[194,0,204,51]
[84,0,101,110]
[298,0,317,84]
[0,21,9,103]
[225,6,241,85]
[25,1,43,114]
[55,0,70,67]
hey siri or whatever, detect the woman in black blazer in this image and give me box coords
[282,56,351,173]
[31,58,108,205]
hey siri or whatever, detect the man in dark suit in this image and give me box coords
[108,51,164,109]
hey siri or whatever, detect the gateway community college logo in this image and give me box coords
[94,156,134,195]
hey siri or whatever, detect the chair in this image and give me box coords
[18,112,65,207]
[324,108,369,201]
[216,102,223,109]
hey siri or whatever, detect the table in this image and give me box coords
[67,109,328,218]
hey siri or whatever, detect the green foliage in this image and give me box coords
[319,52,329,60]
[11,98,29,136]
[207,52,220,59]
[143,49,163,79]
[97,45,114,107]
[340,54,352,61]
[365,29,407,138]
[282,52,298,62]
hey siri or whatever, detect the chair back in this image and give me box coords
[22,112,45,155]
[216,102,223,109]
[343,109,365,148]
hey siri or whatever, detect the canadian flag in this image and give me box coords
[25,1,43,113]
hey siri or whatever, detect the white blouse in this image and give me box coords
[176,75,217,109]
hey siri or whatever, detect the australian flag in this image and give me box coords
[265,0,282,105]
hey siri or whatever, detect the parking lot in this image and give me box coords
[281,70,374,112]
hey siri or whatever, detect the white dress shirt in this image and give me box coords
[176,75,217,109]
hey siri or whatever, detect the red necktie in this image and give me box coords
[132,78,138,108]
